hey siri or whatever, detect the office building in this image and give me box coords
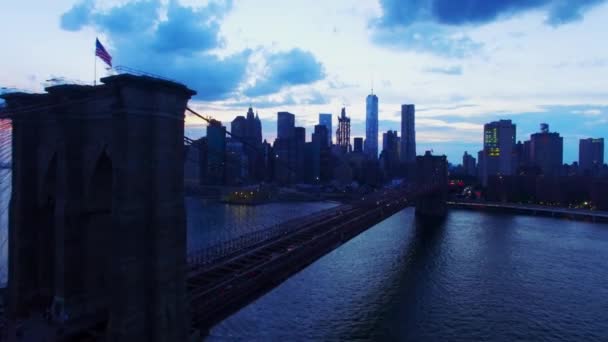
[353,137,363,153]
[319,113,332,146]
[365,92,378,159]
[462,151,476,177]
[481,119,516,185]
[336,107,351,153]
[579,138,604,175]
[277,111,295,139]
[205,120,226,185]
[530,123,563,177]
[401,104,416,163]
[231,116,247,138]
[381,130,400,177]
[295,126,306,181]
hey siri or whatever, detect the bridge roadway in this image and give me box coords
[187,188,411,332]
[448,200,608,223]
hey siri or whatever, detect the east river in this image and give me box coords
[207,207,608,341]
[1,187,607,341]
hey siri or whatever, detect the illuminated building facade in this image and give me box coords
[481,119,516,185]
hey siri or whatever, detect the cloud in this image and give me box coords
[370,0,607,56]
[224,90,329,109]
[572,108,603,116]
[546,0,606,26]
[425,65,463,75]
[375,0,607,27]
[60,0,324,100]
[153,0,230,53]
[371,22,482,58]
[244,49,325,97]
[60,0,94,31]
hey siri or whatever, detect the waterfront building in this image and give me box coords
[481,119,516,185]
[579,138,604,176]
[530,123,563,177]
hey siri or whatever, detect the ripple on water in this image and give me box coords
[209,209,608,342]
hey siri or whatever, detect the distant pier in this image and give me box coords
[449,201,608,223]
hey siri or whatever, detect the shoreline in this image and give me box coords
[448,201,608,223]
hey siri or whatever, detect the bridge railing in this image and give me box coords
[187,205,343,270]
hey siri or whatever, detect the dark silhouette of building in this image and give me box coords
[381,130,400,178]
[336,107,350,153]
[206,119,227,185]
[295,126,306,182]
[353,137,363,153]
[530,123,563,177]
[318,113,332,146]
[401,104,416,163]
[312,124,328,147]
[415,151,448,217]
[231,115,247,138]
[579,138,604,176]
[1,74,195,340]
[462,151,477,177]
[277,111,295,140]
[226,138,247,185]
[274,112,297,184]
[231,107,263,182]
[365,92,378,159]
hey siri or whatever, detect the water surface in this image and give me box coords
[209,209,608,341]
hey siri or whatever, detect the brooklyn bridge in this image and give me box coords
[0,74,447,341]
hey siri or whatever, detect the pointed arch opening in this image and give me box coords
[82,151,113,314]
[36,154,57,307]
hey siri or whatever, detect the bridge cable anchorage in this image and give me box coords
[185,106,301,179]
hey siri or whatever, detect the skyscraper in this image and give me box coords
[530,123,563,177]
[231,116,247,138]
[353,137,363,153]
[277,111,295,139]
[319,113,332,146]
[206,120,226,185]
[401,104,416,163]
[579,138,604,175]
[365,92,378,159]
[336,107,351,153]
[463,151,477,177]
[381,130,399,177]
[482,119,516,185]
[245,107,262,145]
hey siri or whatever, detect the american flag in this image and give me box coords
[95,38,112,68]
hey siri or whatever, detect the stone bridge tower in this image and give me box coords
[2,74,196,341]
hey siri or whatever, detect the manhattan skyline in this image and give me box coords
[1,0,608,162]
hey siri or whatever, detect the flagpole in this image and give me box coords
[94,47,97,86]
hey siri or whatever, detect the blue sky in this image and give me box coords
[1,0,607,163]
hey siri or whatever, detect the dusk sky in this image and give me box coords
[1,0,607,163]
